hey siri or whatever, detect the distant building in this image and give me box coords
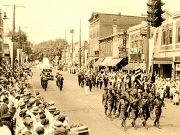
[67,41,89,67]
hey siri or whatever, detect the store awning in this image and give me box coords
[123,63,146,70]
[153,57,173,64]
[153,61,172,64]
[94,58,104,67]
[99,57,112,66]
[86,57,94,65]
[107,58,123,66]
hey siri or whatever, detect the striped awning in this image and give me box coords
[94,58,104,67]
[86,57,94,65]
[123,63,145,70]
[107,58,123,66]
[99,57,112,66]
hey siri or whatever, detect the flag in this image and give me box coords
[134,67,141,79]
[133,67,143,89]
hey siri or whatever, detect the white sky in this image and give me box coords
[1,0,180,44]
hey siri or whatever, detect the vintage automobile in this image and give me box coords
[42,68,54,80]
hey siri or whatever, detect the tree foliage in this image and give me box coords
[31,38,68,63]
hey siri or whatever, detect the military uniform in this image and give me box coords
[153,92,165,129]
[129,90,139,129]
[105,88,115,118]
[117,93,129,131]
[141,92,150,129]
[102,88,108,115]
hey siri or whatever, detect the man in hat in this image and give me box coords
[140,92,150,129]
[106,88,115,118]
[153,92,165,129]
[102,87,108,116]
[148,87,156,120]
[0,119,12,135]
[117,92,129,131]
[129,90,139,130]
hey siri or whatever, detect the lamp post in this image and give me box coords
[70,29,74,67]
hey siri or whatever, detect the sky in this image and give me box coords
[1,0,180,44]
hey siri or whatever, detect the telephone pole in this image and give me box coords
[146,0,151,75]
[79,19,82,68]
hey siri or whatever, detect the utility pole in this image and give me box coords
[79,19,82,68]
[70,29,74,67]
[146,0,151,75]
[4,4,25,70]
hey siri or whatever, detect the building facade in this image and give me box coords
[127,11,180,79]
[88,12,145,69]
[0,11,3,64]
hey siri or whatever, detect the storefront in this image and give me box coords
[153,57,173,78]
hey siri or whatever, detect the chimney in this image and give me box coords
[112,25,117,35]
[118,12,121,15]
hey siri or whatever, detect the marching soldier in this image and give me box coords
[129,90,139,130]
[117,92,129,131]
[58,74,64,91]
[141,92,150,129]
[98,76,103,89]
[89,75,93,92]
[42,75,48,91]
[102,87,108,115]
[148,87,156,120]
[153,92,166,129]
[103,73,109,88]
[106,88,115,118]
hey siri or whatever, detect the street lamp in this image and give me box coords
[70,29,74,67]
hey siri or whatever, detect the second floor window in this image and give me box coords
[168,29,172,44]
[177,27,180,43]
[162,31,166,45]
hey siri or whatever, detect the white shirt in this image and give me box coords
[0,125,12,135]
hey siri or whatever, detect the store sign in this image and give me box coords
[119,51,126,58]
[176,64,180,71]
[130,54,141,60]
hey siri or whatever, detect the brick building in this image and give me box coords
[88,12,146,69]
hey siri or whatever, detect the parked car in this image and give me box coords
[42,68,54,80]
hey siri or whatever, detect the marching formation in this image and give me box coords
[75,67,180,131]
[102,86,165,131]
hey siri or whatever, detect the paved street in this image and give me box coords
[32,67,180,135]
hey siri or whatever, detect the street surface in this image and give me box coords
[32,67,180,135]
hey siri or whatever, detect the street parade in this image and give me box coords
[1,0,180,135]
[75,67,180,131]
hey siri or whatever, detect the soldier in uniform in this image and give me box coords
[148,87,156,120]
[98,76,103,89]
[103,73,109,88]
[59,74,64,91]
[105,88,115,118]
[42,75,48,91]
[117,92,129,131]
[89,75,93,92]
[77,71,82,86]
[102,87,108,116]
[129,90,139,130]
[153,92,166,129]
[141,92,150,129]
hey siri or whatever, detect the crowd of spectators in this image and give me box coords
[0,61,69,135]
